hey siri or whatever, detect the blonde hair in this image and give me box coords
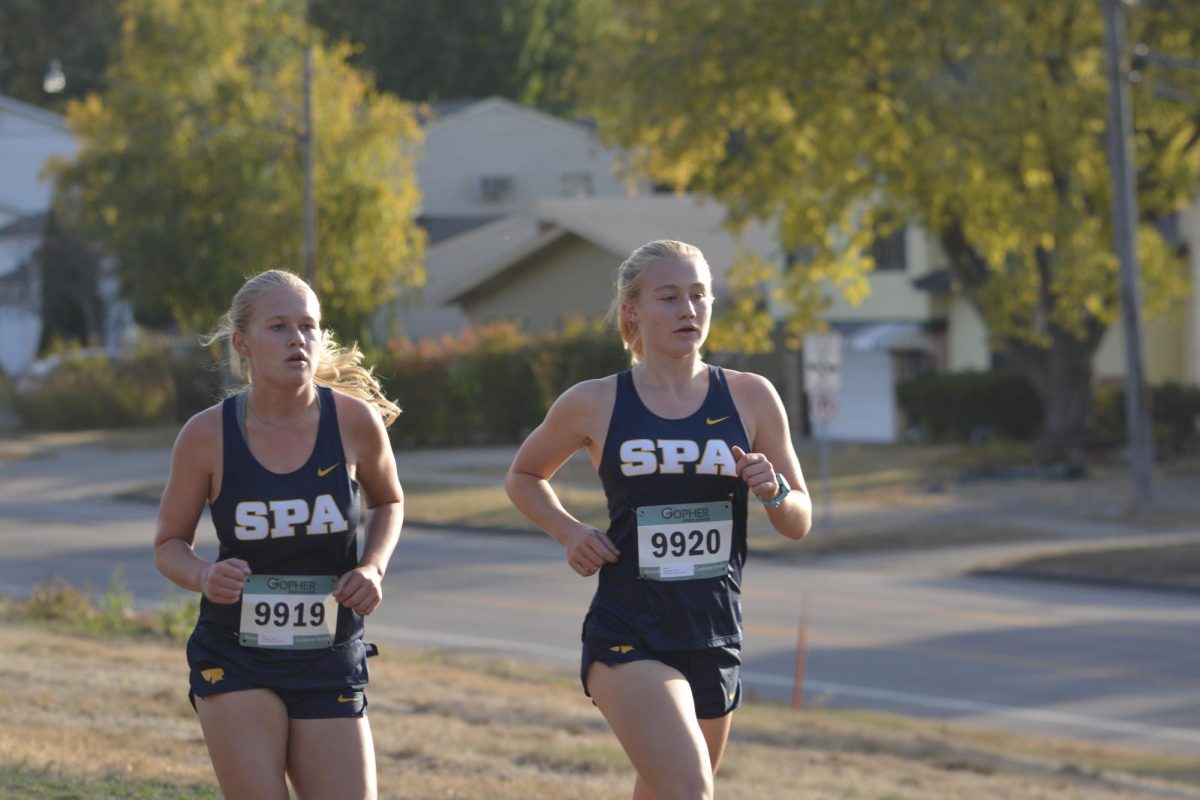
[202,269,401,427]
[606,239,709,364]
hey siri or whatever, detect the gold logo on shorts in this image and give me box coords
[337,693,357,703]
[200,668,225,685]
[609,645,635,654]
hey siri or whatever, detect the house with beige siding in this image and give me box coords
[1092,199,1200,387]
[911,200,1200,389]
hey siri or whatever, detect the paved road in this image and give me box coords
[2,437,1198,756]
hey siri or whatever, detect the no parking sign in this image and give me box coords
[803,332,842,421]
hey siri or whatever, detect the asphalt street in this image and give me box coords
[1,437,1198,756]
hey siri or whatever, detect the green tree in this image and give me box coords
[37,207,106,350]
[580,0,1200,454]
[311,0,595,113]
[51,0,424,342]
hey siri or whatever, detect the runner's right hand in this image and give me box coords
[201,558,251,603]
[564,527,620,577]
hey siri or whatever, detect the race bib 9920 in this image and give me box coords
[636,501,732,581]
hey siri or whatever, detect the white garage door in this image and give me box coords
[822,350,896,443]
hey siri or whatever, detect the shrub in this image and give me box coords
[379,319,625,446]
[24,571,198,642]
[1093,381,1200,456]
[12,341,222,431]
[527,316,628,411]
[157,587,201,643]
[897,370,1044,442]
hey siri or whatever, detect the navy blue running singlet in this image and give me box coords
[588,366,751,651]
[187,385,367,689]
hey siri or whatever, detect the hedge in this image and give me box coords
[14,334,1197,458]
[373,317,627,447]
[10,342,221,431]
[896,370,1044,442]
[1093,381,1200,455]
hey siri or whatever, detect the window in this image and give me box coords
[560,172,593,198]
[871,227,907,272]
[479,175,513,203]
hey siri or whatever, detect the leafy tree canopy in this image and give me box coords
[312,0,596,113]
[579,0,1200,450]
[52,0,425,342]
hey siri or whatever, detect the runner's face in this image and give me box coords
[625,256,712,357]
[234,284,322,385]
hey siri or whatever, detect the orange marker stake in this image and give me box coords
[792,592,809,710]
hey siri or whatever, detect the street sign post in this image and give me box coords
[803,331,843,394]
[803,332,842,531]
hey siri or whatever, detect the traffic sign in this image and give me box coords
[803,332,842,392]
[809,389,839,422]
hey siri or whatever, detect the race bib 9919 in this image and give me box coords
[238,575,337,650]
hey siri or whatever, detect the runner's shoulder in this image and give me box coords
[721,368,779,405]
[553,375,618,418]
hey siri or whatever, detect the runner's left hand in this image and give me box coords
[731,445,778,502]
[334,565,384,615]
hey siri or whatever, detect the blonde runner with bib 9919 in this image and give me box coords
[154,270,404,800]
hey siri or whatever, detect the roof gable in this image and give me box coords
[424,96,595,142]
[0,94,67,131]
[437,195,781,304]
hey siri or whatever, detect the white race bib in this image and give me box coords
[238,575,337,650]
[636,501,732,581]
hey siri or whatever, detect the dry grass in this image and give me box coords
[977,542,1200,592]
[1,610,1198,800]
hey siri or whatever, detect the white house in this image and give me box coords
[417,96,637,236]
[815,225,946,442]
[378,96,645,340]
[0,94,76,375]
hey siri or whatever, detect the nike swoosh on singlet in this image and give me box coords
[706,416,730,425]
[317,464,339,477]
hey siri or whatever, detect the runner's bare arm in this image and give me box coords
[506,380,620,576]
[153,409,250,602]
[729,372,812,540]
[333,394,403,615]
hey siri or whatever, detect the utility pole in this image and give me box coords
[1102,0,1155,513]
[302,0,316,286]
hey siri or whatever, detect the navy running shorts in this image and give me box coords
[581,634,742,720]
[188,662,369,719]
